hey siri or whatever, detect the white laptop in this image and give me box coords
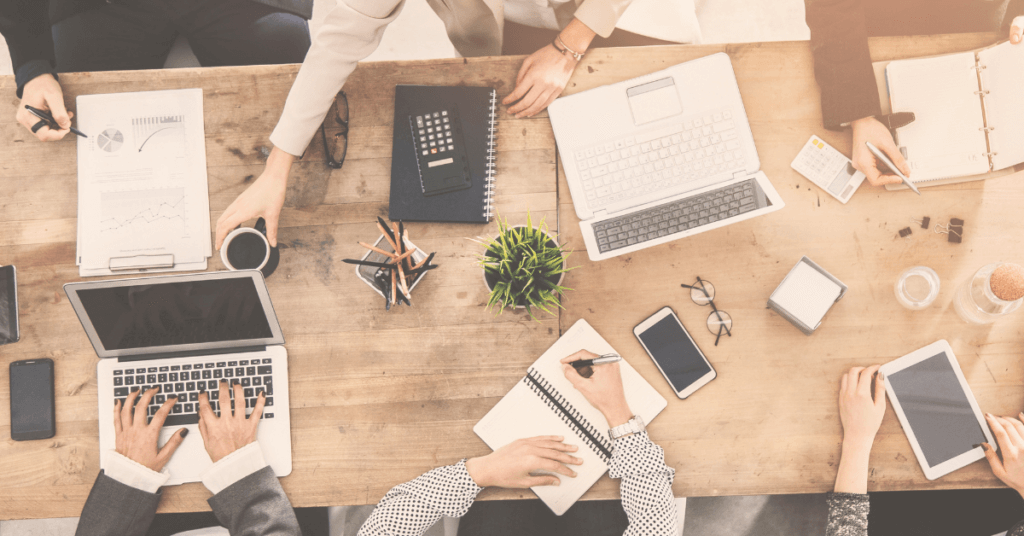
[549,52,785,261]
[64,271,292,485]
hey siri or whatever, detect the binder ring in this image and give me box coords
[983,151,998,157]
[974,90,990,95]
[980,127,995,132]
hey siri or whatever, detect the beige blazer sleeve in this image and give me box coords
[269,0,405,157]
[574,0,635,37]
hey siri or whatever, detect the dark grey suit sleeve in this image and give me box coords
[74,470,161,536]
[208,466,301,536]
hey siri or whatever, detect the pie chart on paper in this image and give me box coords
[97,129,123,153]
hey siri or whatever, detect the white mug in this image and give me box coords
[220,227,271,271]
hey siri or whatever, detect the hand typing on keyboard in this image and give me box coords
[114,387,187,472]
[197,381,267,463]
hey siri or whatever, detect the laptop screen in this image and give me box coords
[68,273,282,357]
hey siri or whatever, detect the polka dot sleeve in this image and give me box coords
[608,431,679,536]
[357,459,483,536]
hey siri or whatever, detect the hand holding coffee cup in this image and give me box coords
[220,218,279,277]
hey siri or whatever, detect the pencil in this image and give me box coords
[390,247,417,264]
[412,252,436,270]
[390,268,397,306]
[359,242,398,258]
[376,222,400,252]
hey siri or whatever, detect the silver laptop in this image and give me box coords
[549,52,785,261]
[64,271,291,485]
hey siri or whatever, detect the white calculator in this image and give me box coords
[790,135,866,204]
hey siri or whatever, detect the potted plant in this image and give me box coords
[475,212,574,319]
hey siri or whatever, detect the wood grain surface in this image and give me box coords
[0,32,1021,520]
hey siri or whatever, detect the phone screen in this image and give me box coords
[10,360,55,440]
[0,265,17,344]
[638,315,712,392]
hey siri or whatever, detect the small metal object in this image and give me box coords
[934,219,964,243]
[911,216,930,229]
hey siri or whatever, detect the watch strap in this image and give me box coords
[608,415,645,440]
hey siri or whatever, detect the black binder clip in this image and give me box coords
[898,227,913,239]
[935,218,964,244]
[911,216,930,230]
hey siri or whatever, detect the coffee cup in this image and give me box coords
[220,217,279,276]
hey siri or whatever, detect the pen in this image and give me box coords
[571,353,622,369]
[25,105,87,138]
[865,141,920,195]
[343,258,394,269]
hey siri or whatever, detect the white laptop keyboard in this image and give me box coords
[574,108,746,209]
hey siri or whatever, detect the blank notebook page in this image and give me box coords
[887,51,989,181]
[772,262,842,329]
[978,42,1024,171]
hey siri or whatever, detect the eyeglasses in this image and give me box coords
[319,91,349,169]
[680,277,733,346]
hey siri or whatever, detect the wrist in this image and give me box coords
[841,437,874,459]
[849,116,877,131]
[265,146,295,183]
[464,457,491,488]
[603,403,634,428]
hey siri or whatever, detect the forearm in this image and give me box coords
[572,0,635,38]
[609,432,679,536]
[209,466,301,536]
[269,0,404,157]
[804,0,881,130]
[834,440,871,494]
[0,0,56,97]
[358,460,482,536]
[75,471,161,536]
[557,18,597,55]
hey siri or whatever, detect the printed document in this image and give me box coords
[76,89,211,276]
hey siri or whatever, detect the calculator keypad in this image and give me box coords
[415,111,454,156]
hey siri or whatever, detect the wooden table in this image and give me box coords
[0,32,1022,520]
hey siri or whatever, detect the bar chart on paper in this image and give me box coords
[133,115,186,156]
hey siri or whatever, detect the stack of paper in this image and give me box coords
[75,89,211,277]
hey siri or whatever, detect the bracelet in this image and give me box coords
[553,35,585,62]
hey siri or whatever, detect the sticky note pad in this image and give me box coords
[768,258,847,335]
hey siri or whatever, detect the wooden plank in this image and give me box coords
[0,54,559,519]
[558,33,1024,498]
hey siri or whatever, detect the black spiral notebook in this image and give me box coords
[389,85,497,223]
[473,319,667,515]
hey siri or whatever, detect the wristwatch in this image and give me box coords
[608,415,645,440]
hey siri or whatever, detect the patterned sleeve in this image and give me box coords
[825,492,869,536]
[1009,519,1024,536]
[357,460,483,536]
[608,431,679,536]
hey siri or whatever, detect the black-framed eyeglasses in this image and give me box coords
[320,91,349,169]
[680,276,733,346]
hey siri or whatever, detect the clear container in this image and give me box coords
[953,263,1024,324]
[894,266,941,310]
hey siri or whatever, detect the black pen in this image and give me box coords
[571,353,622,369]
[343,258,394,269]
[25,105,87,137]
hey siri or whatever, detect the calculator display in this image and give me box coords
[410,107,472,197]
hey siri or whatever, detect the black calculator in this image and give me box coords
[410,107,472,196]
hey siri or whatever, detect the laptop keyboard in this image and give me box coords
[593,179,764,254]
[112,358,276,427]
[574,108,746,209]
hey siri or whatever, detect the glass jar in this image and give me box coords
[953,263,1024,324]
[895,266,940,310]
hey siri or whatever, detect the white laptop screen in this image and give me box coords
[65,272,285,358]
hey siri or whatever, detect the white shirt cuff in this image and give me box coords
[104,451,171,494]
[200,442,268,495]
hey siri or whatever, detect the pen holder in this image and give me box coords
[354,234,429,300]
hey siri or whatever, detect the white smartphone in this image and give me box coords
[633,306,716,399]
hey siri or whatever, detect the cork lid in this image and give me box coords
[991,263,1024,301]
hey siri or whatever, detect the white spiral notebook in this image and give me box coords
[473,319,668,515]
[884,41,1024,183]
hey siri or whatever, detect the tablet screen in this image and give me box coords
[887,352,987,467]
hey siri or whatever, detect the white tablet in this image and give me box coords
[880,340,995,480]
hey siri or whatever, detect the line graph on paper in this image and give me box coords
[133,115,185,157]
[98,188,191,240]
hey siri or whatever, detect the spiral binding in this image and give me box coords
[524,369,613,461]
[483,90,498,221]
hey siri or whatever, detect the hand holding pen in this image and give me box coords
[561,350,634,428]
[16,74,85,141]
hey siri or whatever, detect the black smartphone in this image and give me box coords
[0,265,18,345]
[9,359,56,440]
[633,306,716,399]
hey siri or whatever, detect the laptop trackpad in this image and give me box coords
[627,77,683,126]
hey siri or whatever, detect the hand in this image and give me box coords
[561,350,632,427]
[502,44,577,119]
[197,380,266,463]
[16,74,73,142]
[838,365,886,450]
[983,413,1024,499]
[465,436,583,488]
[850,117,911,186]
[1010,16,1024,44]
[215,146,294,249]
[114,387,187,472]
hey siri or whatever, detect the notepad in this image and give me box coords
[473,319,667,516]
[885,41,1024,183]
[768,257,846,335]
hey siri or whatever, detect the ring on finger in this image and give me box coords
[31,120,49,133]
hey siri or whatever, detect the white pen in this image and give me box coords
[865,141,921,195]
